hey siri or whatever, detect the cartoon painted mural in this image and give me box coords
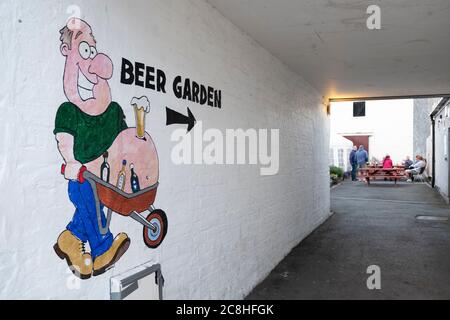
[53,18,167,280]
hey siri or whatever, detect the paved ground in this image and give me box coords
[246,181,450,299]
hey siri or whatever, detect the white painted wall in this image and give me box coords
[0,0,330,299]
[433,103,450,201]
[330,100,413,165]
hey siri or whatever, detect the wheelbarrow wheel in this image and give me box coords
[143,209,168,249]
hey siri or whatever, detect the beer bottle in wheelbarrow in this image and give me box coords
[130,163,141,193]
[116,159,127,191]
[100,151,110,183]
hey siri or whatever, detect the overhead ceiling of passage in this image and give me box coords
[207,0,450,100]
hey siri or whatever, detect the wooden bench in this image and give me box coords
[363,175,406,185]
[359,168,406,185]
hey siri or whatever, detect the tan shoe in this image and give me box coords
[54,230,93,280]
[93,233,130,276]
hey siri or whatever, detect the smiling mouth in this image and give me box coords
[77,68,96,101]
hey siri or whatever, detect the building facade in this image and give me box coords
[329,134,353,172]
[330,99,414,169]
[413,98,441,177]
[431,98,450,201]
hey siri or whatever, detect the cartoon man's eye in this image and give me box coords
[78,42,90,60]
[90,46,97,59]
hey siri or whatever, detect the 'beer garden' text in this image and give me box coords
[120,58,221,109]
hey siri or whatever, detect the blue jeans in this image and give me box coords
[66,180,113,259]
[351,163,358,181]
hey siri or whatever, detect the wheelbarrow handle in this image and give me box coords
[61,164,88,183]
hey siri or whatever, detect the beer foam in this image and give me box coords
[130,96,150,112]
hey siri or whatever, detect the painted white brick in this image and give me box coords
[0,0,330,299]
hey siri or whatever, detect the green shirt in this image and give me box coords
[54,101,128,164]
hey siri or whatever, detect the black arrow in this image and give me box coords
[166,107,197,132]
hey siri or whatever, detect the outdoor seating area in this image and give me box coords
[343,144,428,187]
[359,166,406,185]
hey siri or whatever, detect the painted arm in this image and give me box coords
[56,132,82,180]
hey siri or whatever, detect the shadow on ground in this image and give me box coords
[246,181,450,299]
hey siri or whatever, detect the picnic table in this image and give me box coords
[359,166,406,185]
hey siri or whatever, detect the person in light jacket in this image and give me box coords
[356,145,368,168]
[405,155,426,182]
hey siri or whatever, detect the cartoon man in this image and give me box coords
[53,18,130,279]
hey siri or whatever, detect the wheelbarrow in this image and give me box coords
[61,164,168,248]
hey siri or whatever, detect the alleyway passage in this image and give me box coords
[247,181,450,299]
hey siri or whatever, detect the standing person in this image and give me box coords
[356,145,369,168]
[382,155,393,169]
[349,146,358,181]
[356,145,368,182]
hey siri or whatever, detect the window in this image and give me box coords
[329,148,334,166]
[338,149,344,168]
[353,101,366,117]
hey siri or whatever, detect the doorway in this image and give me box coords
[343,135,370,154]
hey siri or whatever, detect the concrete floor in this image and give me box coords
[246,181,450,299]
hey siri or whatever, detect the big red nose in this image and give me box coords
[88,53,113,80]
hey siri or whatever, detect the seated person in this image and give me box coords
[382,155,393,169]
[405,155,426,182]
[403,156,413,169]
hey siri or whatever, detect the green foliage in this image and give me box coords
[330,166,344,178]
